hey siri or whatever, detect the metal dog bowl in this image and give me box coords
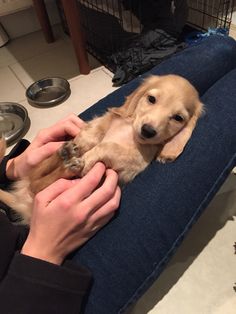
[26,77,70,107]
[0,102,29,145]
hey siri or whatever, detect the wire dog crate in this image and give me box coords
[57,0,235,85]
[187,0,235,30]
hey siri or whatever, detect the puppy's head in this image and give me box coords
[111,75,204,162]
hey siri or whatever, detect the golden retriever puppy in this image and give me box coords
[0,75,203,224]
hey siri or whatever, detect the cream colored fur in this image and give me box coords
[0,75,204,224]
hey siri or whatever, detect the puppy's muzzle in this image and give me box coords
[141,124,157,139]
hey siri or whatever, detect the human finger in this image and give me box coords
[88,186,121,224]
[31,119,83,148]
[0,137,6,162]
[38,121,80,143]
[35,178,74,207]
[79,169,119,217]
[26,141,64,166]
[57,114,85,129]
[87,212,115,236]
[52,162,106,207]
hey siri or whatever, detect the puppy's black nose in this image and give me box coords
[141,124,157,138]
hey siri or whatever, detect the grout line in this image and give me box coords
[69,66,110,83]
[101,67,114,78]
[2,26,68,67]
[8,65,26,89]
[9,41,67,67]
[7,65,27,103]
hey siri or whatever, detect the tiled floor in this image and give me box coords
[0,25,117,147]
[1,25,236,314]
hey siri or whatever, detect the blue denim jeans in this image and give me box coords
[72,35,236,313]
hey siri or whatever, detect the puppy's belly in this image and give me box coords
[101,119,135,148]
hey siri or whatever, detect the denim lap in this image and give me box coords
[72,36,236,313]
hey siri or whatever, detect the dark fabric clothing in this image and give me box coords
[111,28,185,86]
[75,0,187,86]
[0,141,92,314]
[0,139,30,187]
[0,140,30,222]
[109,0,188,85]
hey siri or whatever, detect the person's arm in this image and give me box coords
[0,139,30,188]
[0,211,92,314]
[0,115,121,313]
[0,114,83,219]
[5,114,85,181]
[0,164,120,314]
[0,114,84,187]
[0,115,91,313]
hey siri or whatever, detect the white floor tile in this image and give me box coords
[101,66,114,78]
[1,24,101,89]
[10,44,80,87]
[0,25,66,67]
[13,68,116,145]
[10,48,101,89]
[0,46,18,68]
[0,66,26,102]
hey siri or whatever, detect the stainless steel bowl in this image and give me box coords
[0,102,29,145]
[26,77,71,107]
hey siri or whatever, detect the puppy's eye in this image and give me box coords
[172,114,184,123]
[147,95,156,104]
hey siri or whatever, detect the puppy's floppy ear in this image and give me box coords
[109,76,159,118]
[157,100,204,163]
[0,135,6,163]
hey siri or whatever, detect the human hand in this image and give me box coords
[6,114,85,180]
[0,136,6,163]
[21,163,121,265]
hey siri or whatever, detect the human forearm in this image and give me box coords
[0,206,92,313]
[0,140,30,186]
[21,237,64,265]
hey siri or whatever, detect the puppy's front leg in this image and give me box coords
[29,113,114,193]
[29,140,83,194]
[73,113,112,153]
[79,143,146,184]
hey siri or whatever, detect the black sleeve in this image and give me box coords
[0,213,92,314]
[0,139,30,221]
[0,252,92,314]
[0,141,92,313]
[0,139,30,188]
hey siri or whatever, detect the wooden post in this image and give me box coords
[61,0,90,74]
[32,0,54,43]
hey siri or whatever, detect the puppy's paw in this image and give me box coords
[65,156,84,173]
[81,160,96,177]
[157,154,177,163]
[59,141,79,162]
[59,142,83,174]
